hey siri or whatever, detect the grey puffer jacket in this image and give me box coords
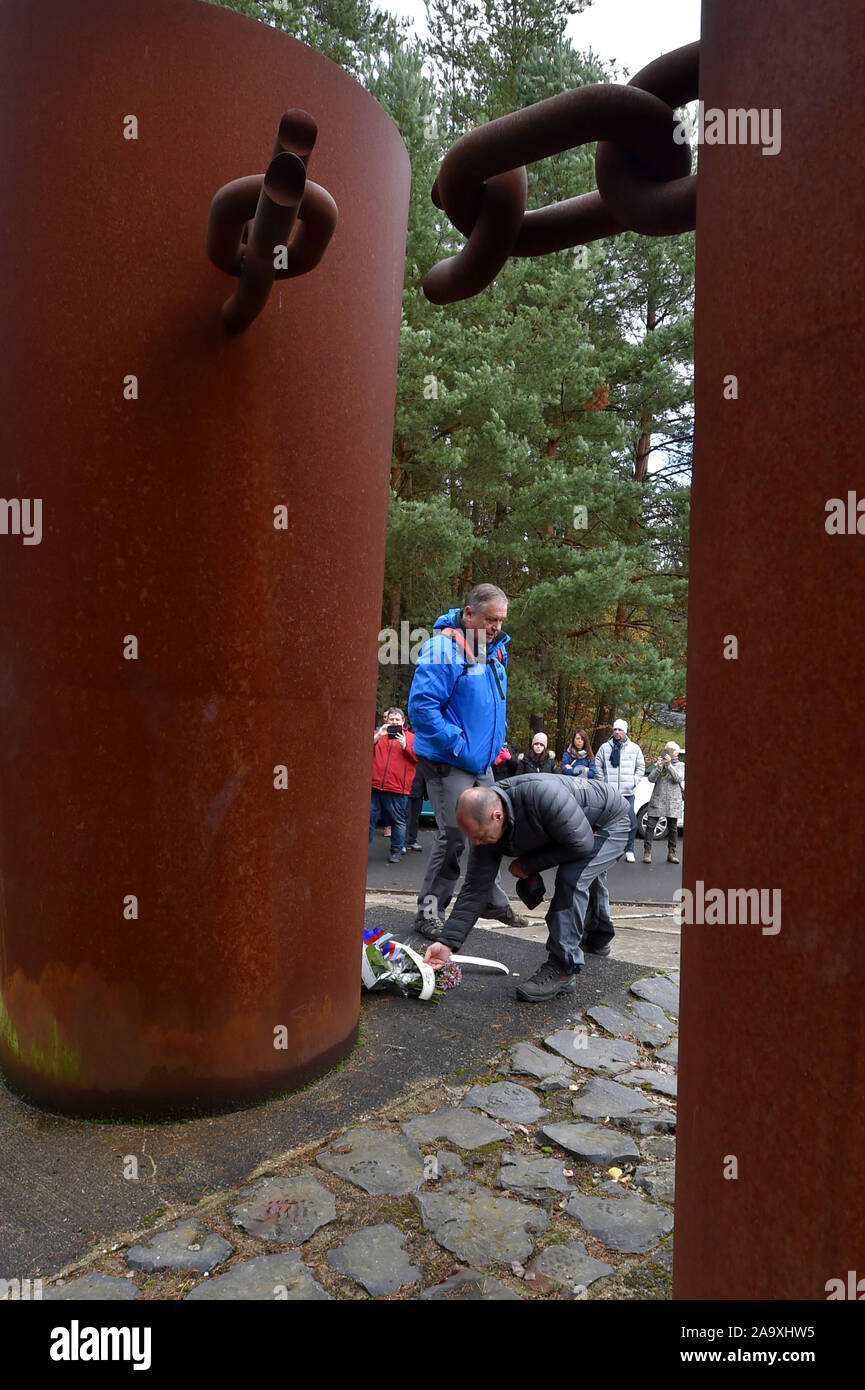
[441,775,630,951]
[646,758,684,817]
[594,736,646,797]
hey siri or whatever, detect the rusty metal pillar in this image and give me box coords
[0,0,409,1116]
[675,0,865,1296]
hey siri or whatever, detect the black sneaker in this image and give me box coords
[414,912,446,942]
[582,941,612,957]
[388,851,401,864]
[481,903,532,928]
[515,959,579,1002]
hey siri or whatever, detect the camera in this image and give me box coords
[386,724,401,738]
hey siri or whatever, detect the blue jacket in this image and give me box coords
[561,750,597,778]
[408,607,509,775]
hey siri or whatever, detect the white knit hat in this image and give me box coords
[613,719,628,731]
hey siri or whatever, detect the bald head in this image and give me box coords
[456,786,506,846]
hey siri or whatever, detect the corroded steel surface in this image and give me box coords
[0,0,409,1116]
[674,0,865,1298]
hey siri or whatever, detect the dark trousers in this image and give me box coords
[645,813,678,849]
[544,812,630,971]
[406,775,426,844]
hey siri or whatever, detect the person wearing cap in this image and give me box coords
[516,730,557,774]
[642,741,684,864]
[594,718,645,862]
[423,775,632,1001]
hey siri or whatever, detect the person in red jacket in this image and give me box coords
[370,708,418,864]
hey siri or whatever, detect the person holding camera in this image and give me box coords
[642,741,684,864]
[370,708,417,864]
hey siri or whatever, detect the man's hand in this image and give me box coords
[509,858,529,879]
[397,731,407,748]
[424,942,452,969]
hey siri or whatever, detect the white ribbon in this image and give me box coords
[452,954,509,974]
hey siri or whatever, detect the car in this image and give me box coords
[633,750,685,840]
[420,796,437,824]
[668,694,687,711]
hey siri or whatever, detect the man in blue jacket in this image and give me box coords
[408,583,529,940]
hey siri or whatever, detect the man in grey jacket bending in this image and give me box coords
[423,775,632,1001]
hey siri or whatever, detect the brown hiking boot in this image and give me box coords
[667,848,680,863]
[643,845,653,863]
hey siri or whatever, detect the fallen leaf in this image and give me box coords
[563,1169,574,1178]
[511,1261,525,1278]
[608,1166,623,1180]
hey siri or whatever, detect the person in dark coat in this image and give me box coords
[424,775,632,1001]
[516,730,557,774]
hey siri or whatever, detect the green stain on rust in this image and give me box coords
[0,989,81,1082]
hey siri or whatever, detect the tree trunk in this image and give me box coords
[556,671,568,758]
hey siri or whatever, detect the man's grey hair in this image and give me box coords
[385,707,405,720]
[464,582,507,611]
[456,786,500,825]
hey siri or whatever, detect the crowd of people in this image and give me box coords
[369,583,684,1000]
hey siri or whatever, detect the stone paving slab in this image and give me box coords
[316,1126,425,1195]
[629,975,679,1014]
[619,1069,678,1098]
[538,1122,640,1165]
[43,1273,141,1301]
[420,1271,523,1300]
[545,1030,640,1073]
[586,1004,674,1046]
[327,1224,420,1296]
[414,1181,548,1266]
[496,1150,575,1201]
[570,1077,660,1122]
[461,1081,549,1125]
[126,1220,232,1274]
[566,1191,674,1253]
[509,1041,575,1080]
[636,1162,677,1204]
[401,1107,510,1149]
[229,1175,336,1244]
[525,1241,614,1294]
[185,1252,332,1300]
[655,1040,679,1066]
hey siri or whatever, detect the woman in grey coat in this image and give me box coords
[643,741,684,863]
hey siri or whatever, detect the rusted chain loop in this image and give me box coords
[423,43,699,303]
[206,110,338,332]
[595,41,699,236]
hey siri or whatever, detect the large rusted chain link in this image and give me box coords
[423,42,699,304]
[207,109,338,333]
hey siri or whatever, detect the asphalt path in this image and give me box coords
[367,824,682,905]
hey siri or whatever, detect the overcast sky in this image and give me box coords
[379,0,701,81]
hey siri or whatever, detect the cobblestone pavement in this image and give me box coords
[39,968,679,1301]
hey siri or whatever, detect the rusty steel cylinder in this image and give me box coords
[674,0,865,1297]
[0,0,409,1116]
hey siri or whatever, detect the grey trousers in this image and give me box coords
[416,755,511,917]
[544,812,631,971]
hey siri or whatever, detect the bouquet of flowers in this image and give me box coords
[361,928,462,1003]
